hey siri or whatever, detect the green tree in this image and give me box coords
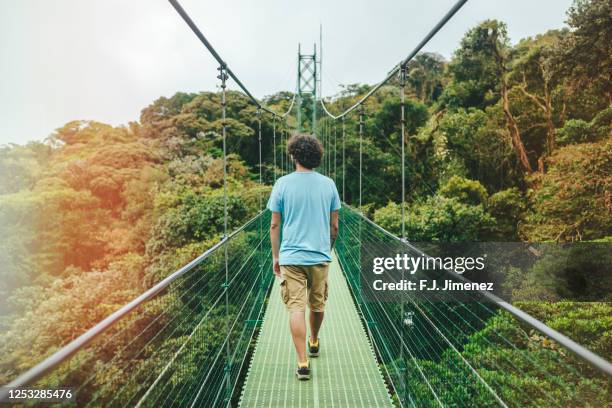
[441,20,533,173]
[433,108,521,191]
[556,106,612,146]
[375,196,494,241]
[439,175,488,206]
[554,0,612,106]
[488,188,526,239]
[406,52,447,104]
[510,30,567,158]
[522,139,612,241]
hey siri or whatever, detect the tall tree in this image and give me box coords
[511,32,566,158]
[443,20,533,173]
[488,22,534,173]
[555,0,612,106]
[407,53,447,104]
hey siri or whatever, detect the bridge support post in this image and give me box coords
[297,43,317,135]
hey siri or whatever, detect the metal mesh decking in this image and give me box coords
[239,253,393,407]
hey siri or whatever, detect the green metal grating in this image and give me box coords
[239,252,393,407]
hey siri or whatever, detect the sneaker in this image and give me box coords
[296,361,311,380]
[308,338,320,357]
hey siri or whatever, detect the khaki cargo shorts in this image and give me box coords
[279,264,329,312]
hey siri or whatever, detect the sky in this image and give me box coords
[0,0,574,145]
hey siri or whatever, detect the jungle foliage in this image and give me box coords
[0,0,609,404]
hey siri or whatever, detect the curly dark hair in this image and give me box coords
[287,133,323,169]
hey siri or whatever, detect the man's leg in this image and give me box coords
[290,311,307,363]
[281,265,309,364]
[309,310,324,342]
[308,264,329,343]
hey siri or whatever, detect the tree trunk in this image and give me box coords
[520,69,556,159]
[492,32,533,174]
[537,156,545,173]
[543,87,556,155]
[545,111,556,155]
[502,83,533,173]
[421,79,428,103]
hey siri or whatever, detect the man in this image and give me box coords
[267,133,340,381]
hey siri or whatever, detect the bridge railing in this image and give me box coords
[336,204,611,408]
[0,210,272,407]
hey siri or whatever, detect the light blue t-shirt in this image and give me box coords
[267,171,341,265]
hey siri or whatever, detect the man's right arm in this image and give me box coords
[270,212,282,277]
[329,179,341,249]
[330,210,339,248]
[267,180,282,277]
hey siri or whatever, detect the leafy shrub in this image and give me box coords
[439,175,489,206]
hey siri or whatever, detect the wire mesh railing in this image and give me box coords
[336,204,611,408]
[1,210,272,407]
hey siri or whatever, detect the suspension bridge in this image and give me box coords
[1,0,610,407]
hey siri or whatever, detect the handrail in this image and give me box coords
[320,0,468,120]
[168,0,295,118]
[341,203,612,376]
[0,210,269,398]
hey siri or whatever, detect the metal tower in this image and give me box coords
[296,43,317,134]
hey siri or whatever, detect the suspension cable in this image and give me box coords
[326,120,330,175]
[323,121,327,175]
[328,120,332,175]
[281,121,289,176]
[272,117,277,182]
[398,63,408,405]
[168,0,296,118]
[399,65,407,240]
[318,0,468,120]
[358,106,364,209]
[333,123,337,183]
[216,64,232,404]
[342,116,346,202]
[257,108,263,203]
[280,125,284,175]
[257,107,263,270]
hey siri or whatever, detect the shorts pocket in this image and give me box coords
[280,280,289,304]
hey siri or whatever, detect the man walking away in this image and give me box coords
[268,133,340,381]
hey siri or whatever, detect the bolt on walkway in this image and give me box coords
[239,253,393,407]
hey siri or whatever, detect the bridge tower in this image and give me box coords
[296,43,317,134]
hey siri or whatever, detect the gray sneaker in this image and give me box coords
[296,361,311,380]
[308,338,320,357]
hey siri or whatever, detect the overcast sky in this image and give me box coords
[0,0,574,145]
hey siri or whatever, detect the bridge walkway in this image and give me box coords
[239,253,393,407]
